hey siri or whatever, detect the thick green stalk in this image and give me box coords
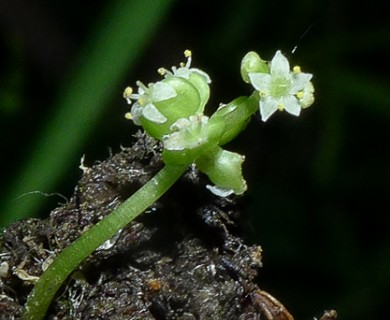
[22,164,186,320]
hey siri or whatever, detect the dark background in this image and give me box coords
[1,0,389,319]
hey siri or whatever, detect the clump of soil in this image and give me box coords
[0,132,336,319]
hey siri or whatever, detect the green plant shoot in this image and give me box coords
[22,49,314,320]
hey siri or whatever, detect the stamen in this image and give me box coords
[123,87,133,98]
[123,87,133,104]
[296,91,304,99]
[293,66,301,73]
[278,103,284,111]
[124,112,133,120]
[184,49,192,58]
[158,67,173,78]
[184,49,192,68]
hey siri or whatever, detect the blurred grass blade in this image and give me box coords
[1,0,175,227]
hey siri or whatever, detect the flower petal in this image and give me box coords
[142,103,168,124]
[130,103,143,125]
[150,82,177,102]
[282,96,301,116]
[290,72,313,93]
[248,73,271,92]
[260,96,279,121]
[206,185,235,197]
[173,67,191,79]
[163,115,209,150]
[270,50,290,76]
[163,131,186,151]
[191,68,212,84]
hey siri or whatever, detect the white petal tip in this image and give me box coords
[206,185,235,197]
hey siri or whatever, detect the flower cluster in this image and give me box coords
[124,51,247,196]
[124,50,315,196]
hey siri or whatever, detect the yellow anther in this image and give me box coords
[296,91,304,99]
[184,49,192,58]
[123,86,133,98]
[293,66,301,73]
[124,112,133,120]
[158,67,166,75]
[179,62,185,67]
[278,104,284,111]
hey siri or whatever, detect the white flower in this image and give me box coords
[123,81,176,125]
[248,50,314,122]
[163,115,209,151]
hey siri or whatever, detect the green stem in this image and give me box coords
[22,164,186,320]
[211,92,259,145]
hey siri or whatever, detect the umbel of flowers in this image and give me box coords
[124,50,314,196]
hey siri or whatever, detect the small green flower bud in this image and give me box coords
[297,81,314,109]
[241,51,269,83]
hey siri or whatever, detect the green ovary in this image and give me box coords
[270,77,290,97]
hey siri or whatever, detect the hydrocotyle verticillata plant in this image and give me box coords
[22,49,314,319]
